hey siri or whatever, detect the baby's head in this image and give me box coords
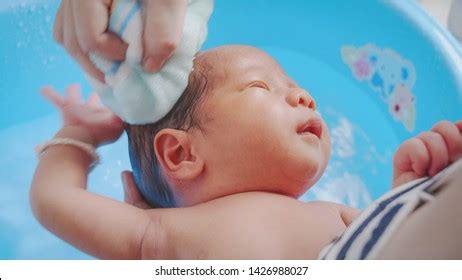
[125,45,331,208]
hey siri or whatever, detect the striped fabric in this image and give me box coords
[319,160,462,259]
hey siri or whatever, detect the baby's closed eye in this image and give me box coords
[247,80,270,91]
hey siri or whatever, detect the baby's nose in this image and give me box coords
[286,88,316,110]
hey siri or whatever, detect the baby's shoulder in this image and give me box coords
[302,200,343,213]
[303,200,360,227]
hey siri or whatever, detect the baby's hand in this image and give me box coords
[392,120,462,188]
[41,84,123,146]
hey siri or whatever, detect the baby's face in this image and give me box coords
[187,45,331,202]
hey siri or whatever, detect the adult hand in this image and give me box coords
[140,0,187,72]
[53,0,128,82]
[121,170,151,209]
[392,120,462,188]
[53,0,187,82]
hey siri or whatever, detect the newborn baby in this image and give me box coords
[124,45,359,257]
[125,45,332,207]
[31,45,462,259]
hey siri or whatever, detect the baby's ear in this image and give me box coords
[154,129,204,181]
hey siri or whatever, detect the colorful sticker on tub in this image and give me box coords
[341,44,416,131]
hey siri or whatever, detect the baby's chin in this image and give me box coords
[283,156,329,198]
[267,182,312,200]
[284,176,319,198]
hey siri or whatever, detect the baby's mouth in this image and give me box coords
[297,118,323,139]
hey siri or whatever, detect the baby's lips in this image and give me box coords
[297,118,323,139]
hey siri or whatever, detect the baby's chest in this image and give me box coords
[244,204,347,259]
[291,204,348,257]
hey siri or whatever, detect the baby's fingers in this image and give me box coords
[41,86,65,108]
[431,120,462,163]
[66,84,82,104]
[86,92,102,108]
[456,120,462,134]
[417,131,449,176]
[454,120,462,160]
[394,137,430,177]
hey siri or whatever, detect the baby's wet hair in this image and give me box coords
[125,57,213,208]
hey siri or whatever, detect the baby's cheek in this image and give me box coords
[322,126,332,162]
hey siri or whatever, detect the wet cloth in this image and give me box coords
[89,0,213,124]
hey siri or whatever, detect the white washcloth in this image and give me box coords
[89,0,213,124]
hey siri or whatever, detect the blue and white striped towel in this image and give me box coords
[319,159,462,259]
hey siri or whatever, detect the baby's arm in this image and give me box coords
[30,85,152,259]
[392,120,462,188]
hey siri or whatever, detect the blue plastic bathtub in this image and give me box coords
[0,0,461,259]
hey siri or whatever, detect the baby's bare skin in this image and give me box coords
[157,45,332,206]
[142,192,357,259]
[31,45,462,259]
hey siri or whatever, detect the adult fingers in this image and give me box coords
[63,1,105,82]
[417,131,449,176]
[72,0,127,61]
[431,120,462,163]
[122,171,150,209]
[53,0,65,44]
[122,171,136,205]
[142,0,187,72]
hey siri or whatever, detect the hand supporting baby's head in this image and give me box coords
[125,45,331,208]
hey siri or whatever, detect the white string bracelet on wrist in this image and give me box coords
[35,138,101,169]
